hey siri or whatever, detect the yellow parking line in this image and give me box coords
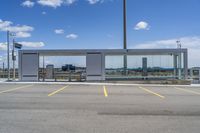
[48,85,68,97]
[139,86,165,99]
[103,86,108,97]
[175,87,200,95]
[0,84,33,94]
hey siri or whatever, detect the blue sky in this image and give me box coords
[1,0,200,67]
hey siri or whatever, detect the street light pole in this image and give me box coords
[123,0,127,75]
[7,31,10,81]
[123,0,127,50]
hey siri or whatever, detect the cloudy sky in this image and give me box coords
[0,0,200,67]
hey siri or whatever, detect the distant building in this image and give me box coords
[189,67,200,82]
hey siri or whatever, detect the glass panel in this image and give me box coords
[39,56,86,81]
[128,55,174,79]
[105,56,124,79]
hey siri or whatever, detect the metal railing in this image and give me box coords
[0,70,19,79]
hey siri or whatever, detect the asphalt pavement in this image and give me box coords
[0,83,200,133]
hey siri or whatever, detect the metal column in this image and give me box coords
[178,52,182,80]
[183,51,188,79]
[173,54,178,78]
[123,0,127,75]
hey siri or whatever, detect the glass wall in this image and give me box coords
[105,56,124,79]
[105,55,175,79]
[39,56,86,81]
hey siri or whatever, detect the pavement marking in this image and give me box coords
[139,86,165,99]
[0,84,33,94]
[175,87,200,95]
[48,85,69,97]
[103,86,108,97]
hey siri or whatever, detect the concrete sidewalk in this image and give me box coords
[0,78,7,82]
[0,80,198,87]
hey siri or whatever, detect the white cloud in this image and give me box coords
[42,11,47,15]
[0,43,7,50]
[86,0,112,4]
[0,19,34,38]
[4,25,34,32]
[87,0,101,4]
[15,32,31,38]
[21,0,35,8]
[134,21,150,30]
[64,0,77,5]
[18,42,45,48]
[0,41,45,50]
[37,0,62,8]
[132,36,200,67]
[66,33,78,39]
[54,29,64,34]
[36,0,111,7]
[37,0,76,8]
[0,19,12,29]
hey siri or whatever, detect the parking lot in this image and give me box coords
[0,83,200,133]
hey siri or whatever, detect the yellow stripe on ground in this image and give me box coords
[0,84,33,94]
[48,85,68,97]
[103,86,108,97]
[139,86,165,99]
[175,87,200,95]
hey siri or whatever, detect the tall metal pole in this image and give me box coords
[7,31,10,81]
[123,0,127,75]
[123,0,127,50]
[12,39,15,80]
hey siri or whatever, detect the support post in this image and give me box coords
[18,51,21,80]
[123,54,127,75]
[173,54,177,78]
[178,52,182,80]
[183,51,188,80]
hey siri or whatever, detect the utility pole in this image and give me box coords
[7,31,10,81]
[123,0,127,75]
[12,39,16,80]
